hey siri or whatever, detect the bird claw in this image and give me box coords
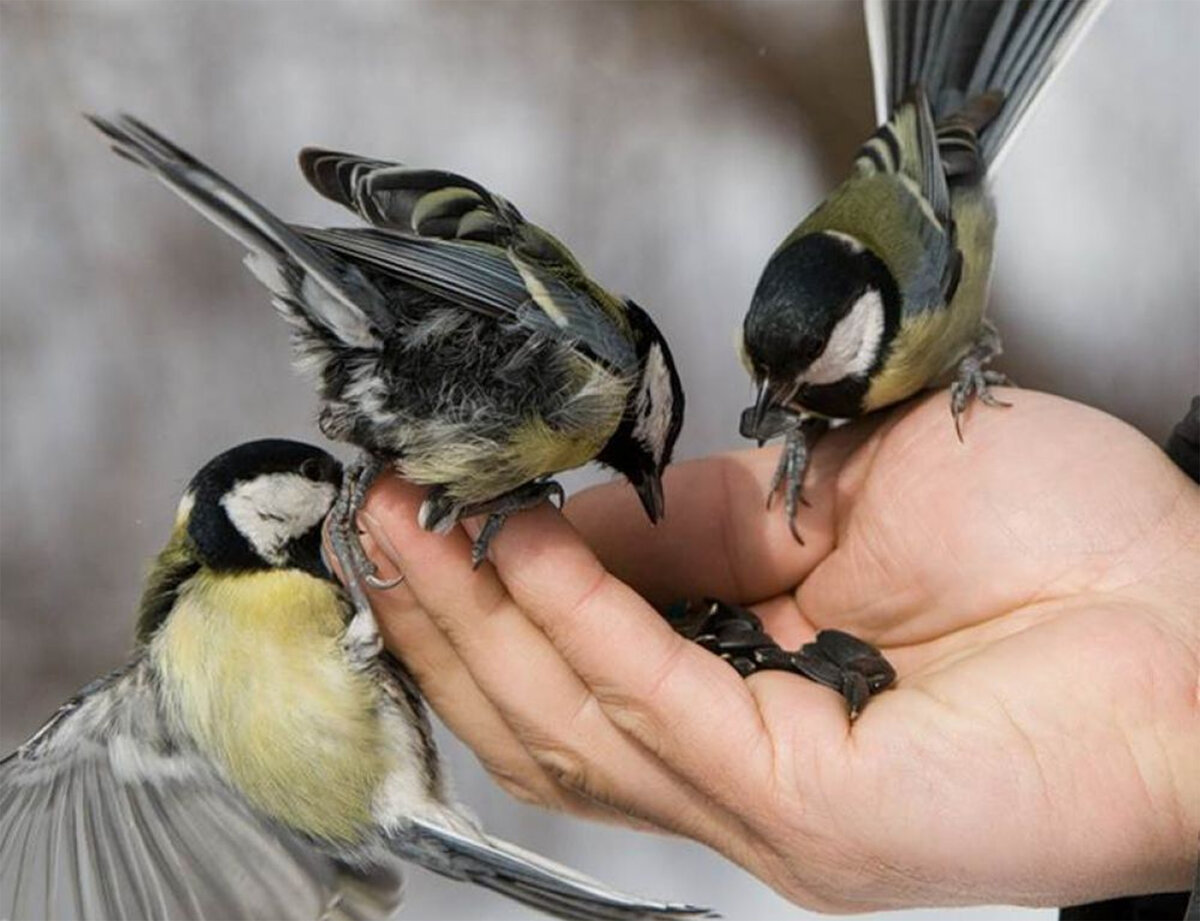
[364,571,405,590]
[950,323,1010,440]
[762,417,828,541]
[456,480,566,568]
[328,454,390,616]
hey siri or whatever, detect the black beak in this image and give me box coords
[634,471,665,524]
[741,379,785,445]
[751,378,775,433]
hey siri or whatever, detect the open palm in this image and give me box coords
[361,390,1200,911]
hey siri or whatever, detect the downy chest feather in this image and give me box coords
[151,569,385,844]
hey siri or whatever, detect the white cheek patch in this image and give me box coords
[221,473,337,566]
[174,491,196,528]
[800,288,885,387]
[632,343,674,466]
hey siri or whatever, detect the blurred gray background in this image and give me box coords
[2,2,1197,919]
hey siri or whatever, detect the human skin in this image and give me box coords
[352,389,1200,912]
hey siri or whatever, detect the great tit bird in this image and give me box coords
[740,0,1107,537]
[87,116,684,595]
[0,439,709,921]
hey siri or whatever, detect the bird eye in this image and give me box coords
[300,457,326,481]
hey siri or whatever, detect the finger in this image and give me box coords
[359,477,755,846]
[566,420,874,607]
[476,502,856,825]
[355,518,627,823]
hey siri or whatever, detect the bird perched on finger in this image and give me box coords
[0,439,711,921]
[740,0,1108,538]
[87,115,684,599]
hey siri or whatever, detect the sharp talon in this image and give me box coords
[765,491,776,511]
[798,494,812,509]
[787,514,806,546]
[364,571,405,590]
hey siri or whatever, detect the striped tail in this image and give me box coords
[863,0,1108,170]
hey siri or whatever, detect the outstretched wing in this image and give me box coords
[89,114,392,348]
[0,661,403,921]
[298,148,638,372]
[300,148,523,245]
[300,227,638,376]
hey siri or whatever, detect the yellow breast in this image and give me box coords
[152,569,385,844]
[400,353,628,505]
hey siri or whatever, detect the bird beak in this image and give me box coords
[741,378,777,443]
[635,471,665,524]
[751,378,775,431]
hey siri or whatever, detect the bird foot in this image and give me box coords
[328,454,398,615]
[455,480,566,568]
[764,417,829,543]
[950,322,1012,440]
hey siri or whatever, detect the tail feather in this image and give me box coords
[865,0,1108,171]
[87,114,388,348]
[392,818,715,921]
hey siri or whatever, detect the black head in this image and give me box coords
[182,439,343,579]
[597,300,685,523]
[742,231,900,425]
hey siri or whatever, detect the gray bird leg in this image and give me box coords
[455,480,565,568]
[329,454,399,617]
[766,416,830,544]
[950,320,1012,440]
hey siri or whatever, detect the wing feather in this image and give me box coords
[391,817,712,921]
[299,148,521,246]
[0,661,402,921]
[303,228,638,375]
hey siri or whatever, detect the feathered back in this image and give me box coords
[864,0,1108,170]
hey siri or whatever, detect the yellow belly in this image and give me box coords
[152,569,385,844]
[399,354,628,504]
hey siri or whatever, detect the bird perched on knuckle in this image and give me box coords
[739,0,1108,537]
[1,440,711,920]
[87,114,685,603]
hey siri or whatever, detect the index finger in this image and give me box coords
[473,503,852,809]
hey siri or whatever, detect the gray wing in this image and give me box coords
[865,0,1108,169]
[390,817,714,921]
[851,90,962,315]
[858,86,953,226]
[0,660,403,921]
[299,148,523,245]
[301,227,638,375]
[298,148,638,374]
[89,114,392,347]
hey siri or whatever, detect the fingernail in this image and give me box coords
[358,510,404,580]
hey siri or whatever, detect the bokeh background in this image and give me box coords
[2,2,1197,919]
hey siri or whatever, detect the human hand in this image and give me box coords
[355,390,1200,912]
